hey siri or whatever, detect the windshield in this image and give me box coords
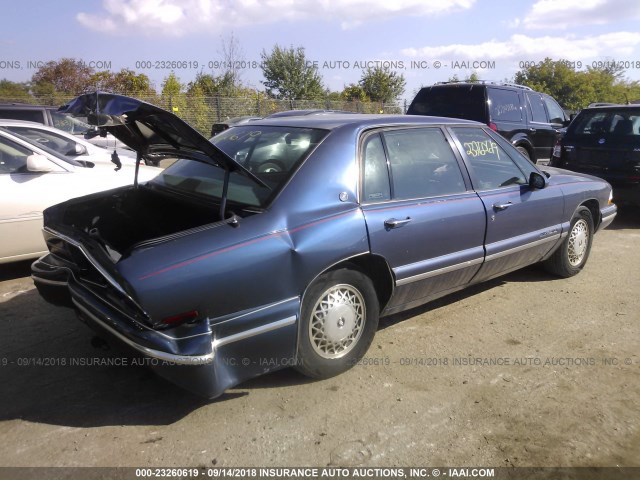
[151,125,328,208]
[569,109,640,140]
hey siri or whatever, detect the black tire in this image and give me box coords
[295,269,379,379]
[543,206,594,277]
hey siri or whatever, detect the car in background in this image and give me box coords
[550,104,640,206]
[406,82,570,164]
[210,116,262,137]
[0,127,160,264]
[0,120,138,169]
[0,102,129,151]
[31,93,615,398]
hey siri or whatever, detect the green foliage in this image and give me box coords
[341,83,369,102]
[447,72,480,83]
[514,58,640,110]
[161,72,187,116]
[260,45,325,100]
[359,66,406,104]
[0,79,32,101]
[31,58,94,94]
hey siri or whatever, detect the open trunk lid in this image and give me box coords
[59,92,266,187]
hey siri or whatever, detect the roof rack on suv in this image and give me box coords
[433,80,533,91]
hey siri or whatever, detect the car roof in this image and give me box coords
[580,104,640,113]
[239,114,481,131]
[0,119,53,127]
[0,103,55,109]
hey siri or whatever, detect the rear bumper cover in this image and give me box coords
[31,255,299,398]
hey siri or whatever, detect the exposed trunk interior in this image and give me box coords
[55,185,239,259]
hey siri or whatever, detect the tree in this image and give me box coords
[218,31,245,91]
[88,69,154,95]
[187,72,236,97]
[161,72,186,115]
[0,79,32,101]
[513,57,640,110]
[31,58,94,94]
[260,45,324,100]
[341,83,369,102]
[359,66,406,104]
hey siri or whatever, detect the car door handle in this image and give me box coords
[493,202,512,211]
[384,217,412,229]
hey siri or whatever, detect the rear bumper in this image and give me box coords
[31,255,299,398]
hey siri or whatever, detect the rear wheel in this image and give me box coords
[544,206,594,277]
[295,269,379,378]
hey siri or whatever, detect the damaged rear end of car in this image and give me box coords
[31,92,327,397]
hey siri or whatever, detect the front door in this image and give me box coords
[449,126,564,283]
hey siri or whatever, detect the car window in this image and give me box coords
[362,133,391,202]
[383,128,466,199]
[526,93,548,123]
[0,109,44,123]
[0,134,32,173]
[51,111,91,134]
[407,86,486,122]
[5,126,77,156]
[488,88,522,122]
[452,127,528,190]
[153,126,329,208]
[543,96,566,124]
[570,110,640,138]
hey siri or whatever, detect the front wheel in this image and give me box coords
[295,269,379,379]
[543,206,594,277]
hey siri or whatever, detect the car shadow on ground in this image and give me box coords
[0,259,33,282]
[0,257,589,428]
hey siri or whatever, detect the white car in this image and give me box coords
[0,120,138,169]
[0,128,161,264]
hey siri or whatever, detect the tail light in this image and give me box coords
[488,122,498,132]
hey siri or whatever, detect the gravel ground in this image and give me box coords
[0,208,638,469]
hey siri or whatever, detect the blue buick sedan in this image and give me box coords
[32,93,617,398]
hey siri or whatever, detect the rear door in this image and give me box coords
[360,127,486,314]
[525,92,560,162]
[449,126,564,282]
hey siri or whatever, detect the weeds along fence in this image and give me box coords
[0,92,406,136]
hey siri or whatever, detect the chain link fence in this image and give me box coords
[0,92,407,136]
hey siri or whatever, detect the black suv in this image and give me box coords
[406,82,569,163]
[550,104,640,207]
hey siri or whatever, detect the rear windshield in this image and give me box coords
[569,109,640,139]
[151,125,328,208]
[407,86,486,122]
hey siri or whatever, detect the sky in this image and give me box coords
[1,0,640,103]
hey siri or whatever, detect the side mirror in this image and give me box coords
[529,171,546,190]
[26,154,55,173]
[74,143,88,155]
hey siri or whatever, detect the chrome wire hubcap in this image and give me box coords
[568,219,589,266]
[309,284,365,359]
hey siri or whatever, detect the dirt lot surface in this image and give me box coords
[0,208,638,469]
